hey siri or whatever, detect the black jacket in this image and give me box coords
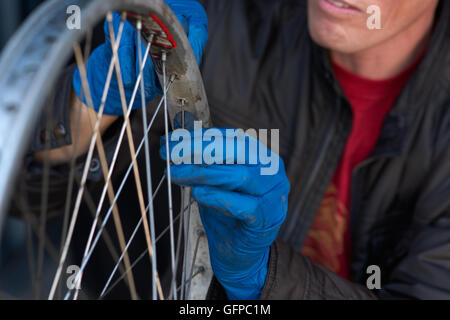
[27,0,450,300]
[199,0,450,299]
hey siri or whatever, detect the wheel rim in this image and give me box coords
[0,0,212,300]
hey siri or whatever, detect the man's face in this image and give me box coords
[307,0,439,54]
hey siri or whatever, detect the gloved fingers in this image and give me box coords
[173,12,189,33]
[164,0,208,64]
[103,11,121,41]
[72,67,88,108]
[160,128,277,167]
[73,45,109,112]
[192,186,260,223]
[169,0,208,33]
[104,12,135,47]
[172,13,205,64]
[169,164,275,196]
[118,45,136,88]
[186,7,208,64]
[103,12,139,88]
[188,27,208,65]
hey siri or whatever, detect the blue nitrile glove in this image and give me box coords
[72,12,161,115]
[160,128,290,299]
[73,1,208,115]
[165,0,209,64]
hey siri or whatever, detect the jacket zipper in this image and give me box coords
[281,95,342,243]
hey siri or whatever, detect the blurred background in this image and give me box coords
[0,0,173,299]
[0,0,44,50]
[0,0,47,300]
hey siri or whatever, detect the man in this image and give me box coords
[38,0,450,299]
[194,0,450,299]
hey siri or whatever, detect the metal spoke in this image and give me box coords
[99,175,165,298]
[161,51,177,300]
[0,0,212,302]
[71,39,138,299]
[83,17,153,247]
[137,20,159,300]
[57,89,83,300]
[171,111,188,300]
[65,13,170,300]
[177,266,205,295]
[62,80,173,300]
[80,186,130,287]
[35,101,52,299]
[56,30,93,295]
[13,186,65,297]
[70,36,138,300]
[72,14,157,300]
[103,12,164,300]
[72,36,157,298]
[180,190,193,299]
[48,16,129,300]
[55,33,177,300]
[36,123,133,299]
[99,198,195,300]
[186,229,205,296]
[21,211,59,263]
[137,19,159,301]
[23,209,37,297]
[72,19,156,299]
[168,189,184,300]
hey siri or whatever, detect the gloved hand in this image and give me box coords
[165,0,209,64]
[73,0,208,115]
[160,128,290,299]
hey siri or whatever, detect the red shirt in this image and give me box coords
[301,56,423,279]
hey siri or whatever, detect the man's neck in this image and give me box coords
[330,8,436,80]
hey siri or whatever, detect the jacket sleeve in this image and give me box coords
[377,104,450,300]
[261,201,450,300]
[260,240,377,300]
[206,239,377,300]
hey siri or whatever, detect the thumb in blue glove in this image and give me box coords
[160,128,290,300]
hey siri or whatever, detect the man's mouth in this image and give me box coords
[319,0,361,15]
[327,0,351,9]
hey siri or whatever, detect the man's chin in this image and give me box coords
[308,25,365,54]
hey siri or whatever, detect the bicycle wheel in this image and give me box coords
[0,0,212,300]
